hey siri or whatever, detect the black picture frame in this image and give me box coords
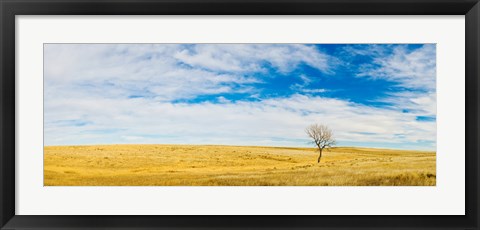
[1,0,479,229]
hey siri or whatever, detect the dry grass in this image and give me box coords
[44,144,436,186]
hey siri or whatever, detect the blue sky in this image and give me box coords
[44,44,436,150]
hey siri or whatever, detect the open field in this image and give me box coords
[44,145,436,186]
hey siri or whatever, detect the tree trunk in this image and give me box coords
[317,148,323,163]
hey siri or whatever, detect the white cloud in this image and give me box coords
[174,44,333,74]
[381,91,436,117]
[289,74,326,94]
[44,44,264,102]
[346,44,436,124]
[44,94,435,150]
[357,44,436,91]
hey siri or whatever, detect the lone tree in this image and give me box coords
[305,124,336,163]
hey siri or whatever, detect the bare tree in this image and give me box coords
[305,124,336,163]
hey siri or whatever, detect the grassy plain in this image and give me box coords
[44,144,436,186]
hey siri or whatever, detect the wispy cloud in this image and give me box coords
[174,44,332,74]
[347,44,436,130]
[44,94,435,150]
[356,44,436,91]
[289,74,327,94]
[44,44,262,102]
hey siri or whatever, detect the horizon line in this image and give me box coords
[43,143,436,152]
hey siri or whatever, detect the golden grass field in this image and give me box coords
[44,144,436,186]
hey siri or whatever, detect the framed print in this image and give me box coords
[1,0,479,229]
